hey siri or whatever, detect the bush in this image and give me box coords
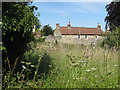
[34,37,46,42]
[100,27,119,49]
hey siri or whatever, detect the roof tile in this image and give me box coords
[59,27,104,35]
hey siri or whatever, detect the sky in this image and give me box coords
[31,2,111,32]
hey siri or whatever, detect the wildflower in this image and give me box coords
[91,68,96,71]
[48,65,52,67]
[76,77,80,80]
[81,77,85,79]
[95,75,97,78]
[86,69,91,72]
[116,85,120,88]
[73,78,76,80]
[93,46,96,49]
[22,65,26,69]
[115,65,119,67]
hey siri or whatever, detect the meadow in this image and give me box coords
[3,42,119,88]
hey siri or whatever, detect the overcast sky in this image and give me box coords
[31,2,110,31]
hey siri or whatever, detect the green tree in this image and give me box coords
[42,24,53,36]
[103,28,119,48]
[2,2,41,70]
[105,1,120,48]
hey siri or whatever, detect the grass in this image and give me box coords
[2,42,119,88]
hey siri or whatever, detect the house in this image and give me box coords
[46,22,105,45]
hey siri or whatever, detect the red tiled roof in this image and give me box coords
[58,27,104,35]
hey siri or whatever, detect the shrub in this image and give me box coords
[100,27,119,49]
[34,37,46,42]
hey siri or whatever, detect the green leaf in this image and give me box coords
[11,37,13,41]
[107,72,112,76]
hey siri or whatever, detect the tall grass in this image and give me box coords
[39,42,118,88]
[2,42,119,88]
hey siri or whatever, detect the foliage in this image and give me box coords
[105,1,120,49]
[105,1,120,31]
[2,42,54,89]
[100,27,119,49]
[35,37,46,42]
[36,28,41,32]
[2,2,41,70]
[42,24,53,36]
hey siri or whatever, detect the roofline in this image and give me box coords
[62,34,104,35]
[59,26,103,31]
[60,26,99,29]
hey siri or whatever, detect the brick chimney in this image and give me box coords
[67,21,71,27]
[97,23,101,29]
[56,23,59,29]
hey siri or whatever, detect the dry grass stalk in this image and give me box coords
[11,56,19,72]
[68,55,81,66]
[6,57,11,71]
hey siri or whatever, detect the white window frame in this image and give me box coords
[78,35,81,40]
[95,35,98,40]
[85,35,88,40]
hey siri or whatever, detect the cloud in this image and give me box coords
[71,2,105,14]
[72,8,87,14]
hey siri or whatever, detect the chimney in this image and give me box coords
[97,23,101,29]
[56,23,59,29]
[67,21,71,27]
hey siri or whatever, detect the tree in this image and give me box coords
[105,1,120,31]
[42,24,53,36]
[105,1,120,48]
[102,28,119,48]
[2,2,41,70]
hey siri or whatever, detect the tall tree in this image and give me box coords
[2,2,41,70]
[105,1,120,31]
[42,24,53,36]
[104,1,120,48]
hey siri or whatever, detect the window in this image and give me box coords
[78,35,81,40]
[95,35,98,40]
[85,35,88,40]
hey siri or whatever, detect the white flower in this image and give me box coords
[91,68,96,71]
[115,65,119,67]
[86,69,91,72]
[22,65,26,69]
[48,65,52,67]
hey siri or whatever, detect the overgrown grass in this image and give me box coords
[2,42,119,88]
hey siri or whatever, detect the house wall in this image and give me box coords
[60,35,104,45]
[54,30,62,36]
[45,34,105,45]
[46,30,105,45]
